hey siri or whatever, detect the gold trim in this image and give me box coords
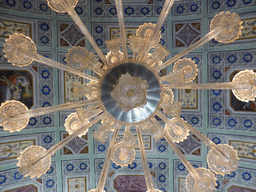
[0,19,32,38]
[229,140,256,160]
[178,76,198,110]
[68,177,87,192]
[64,71,83,103]
[228,185,256,192]
[0,139,35,161]
[110,27,137,40]
[178,177,186,192]
[5,184,38,192]
[238,17,256,40]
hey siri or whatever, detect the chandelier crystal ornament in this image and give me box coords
[0,0,249,191]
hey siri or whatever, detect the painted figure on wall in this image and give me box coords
[0,70,33,109]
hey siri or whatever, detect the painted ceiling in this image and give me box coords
[0,0,256,191]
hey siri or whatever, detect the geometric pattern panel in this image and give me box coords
[91,22,167,49]
[214,167,256,192]
[95,158,169,192]
[91,0,164,18]
[62,160,90,192]
[0,163,57,191]
[173,20,201,48]
[172,0,201,16]
[176,133,202,156]
[173,160,202,192]
[58,22,85,47]
[93,128,169,155]
[61,132,89,155]
[208,49,256,131]
[208,0,256,13]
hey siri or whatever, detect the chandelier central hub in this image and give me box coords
[110,73,148,112]
[126,89,135,97]
[100,60,161,124]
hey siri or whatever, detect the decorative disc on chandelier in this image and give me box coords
[46,0,78,13]
[100,61,161,123]
[232,69,256,102]
[185,167,217,192]
[0,100,29,133]
[3,33,36,67]
[17,145,51,178]
[207,144,239,176]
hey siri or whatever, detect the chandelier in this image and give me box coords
[1,0,251,191]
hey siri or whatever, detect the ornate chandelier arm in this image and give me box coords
[157,11,243,71]
[54,0,110,67]
[137,0,175,61]
[3,34,98,81]
[19,49,98,81]
[115,0,127,60]
[152,117,204,184]
[156,26,223,71]
[163,81,252,90]
[94,124,121,192]
[157,111,239,176]
[8,99,98,120]
[175,117,230,158]
[136,126,155,192]
[18,113,105,176]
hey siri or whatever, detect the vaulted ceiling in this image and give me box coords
[0,0,256,191]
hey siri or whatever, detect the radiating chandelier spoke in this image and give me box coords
[47,0,110,67]
[12,99,98,120]
[163,81,252,90]
[91,124,121,192]
[164,133,217,191]
[152,117,217,192]
[174,117,239,176]
[156,26,224,71]
[115,0,128,60]
[3,34,97,81]
[0,99,99,133]
[137,0,175,61]
[136,126,157,192]
[156,11,243,71]
[17,113,105,178]
[20,49,98,81]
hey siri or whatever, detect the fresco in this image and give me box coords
[0,19,31,38]
[110,28,137,40]
[64,72,83,103]
[4,184,37,192]
[0,139,35,161]
[230,140,256,160]
[228,185,256,192]
[239,17,256,40]
[230,71,256,112]
[0,70,34,109]
[114,175,147,192]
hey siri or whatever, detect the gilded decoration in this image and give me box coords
[110,28,137,41]
[239,17,256,40]
[68,177,87,192]
[0,19,31,38]
[229,140,256,160]
[64,72,83,103]
[178,77,198,109]
[0,139,35,161]
[116,135,151,150]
